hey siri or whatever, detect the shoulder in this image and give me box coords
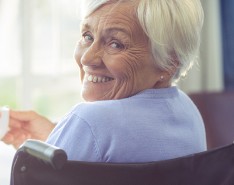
[70,87,185,119]
[72,99,124,119]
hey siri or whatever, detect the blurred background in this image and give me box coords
[0,0,234,184]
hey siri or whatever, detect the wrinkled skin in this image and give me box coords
[74,1,170,101]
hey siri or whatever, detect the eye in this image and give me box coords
[105,39,126,54]
[109,42,124,49]
[82,32,94,43]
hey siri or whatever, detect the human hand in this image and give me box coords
[1,110,55,149]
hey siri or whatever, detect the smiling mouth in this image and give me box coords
[86,74,114,83]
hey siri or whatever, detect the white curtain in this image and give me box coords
[178,0,224,94]
[0,0,21,76]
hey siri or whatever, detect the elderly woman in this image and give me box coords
[2,0,206,162]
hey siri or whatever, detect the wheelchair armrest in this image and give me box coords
[19,139,67,170]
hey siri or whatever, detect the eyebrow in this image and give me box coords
[104,27,131,37]
[81,23,131,37]
[81,23,91,31]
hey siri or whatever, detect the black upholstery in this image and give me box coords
[11,140,234,185]
[189,91,234,149]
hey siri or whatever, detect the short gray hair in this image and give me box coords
[80,0,204,82]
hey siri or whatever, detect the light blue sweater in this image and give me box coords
[47,87,207,162]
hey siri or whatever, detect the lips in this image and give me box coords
[86,74,114,83]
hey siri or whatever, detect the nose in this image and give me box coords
[80,42,104,67]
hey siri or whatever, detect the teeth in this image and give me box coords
[93,76,97,83]
[87,74,113,83]
[102,78,106,83]
[98,77,102,83]
[88,75,93,82]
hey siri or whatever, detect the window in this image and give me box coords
[0,0,82,183]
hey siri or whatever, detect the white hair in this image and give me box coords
[80,0,204,82]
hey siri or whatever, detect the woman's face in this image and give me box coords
[74,2,166,101]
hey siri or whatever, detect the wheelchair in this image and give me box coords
[10,139,234,185]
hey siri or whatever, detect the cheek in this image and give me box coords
[107,47,152,80]
[105,56,134,81]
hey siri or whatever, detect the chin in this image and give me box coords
[82,92,102,102]
[82,95,96,102]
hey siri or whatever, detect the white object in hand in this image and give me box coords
[0,107,10,139]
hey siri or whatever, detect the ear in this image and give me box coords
[158,52,179,86]
[167,51,180,77]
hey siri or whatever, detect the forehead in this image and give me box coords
[81,2,139,33]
